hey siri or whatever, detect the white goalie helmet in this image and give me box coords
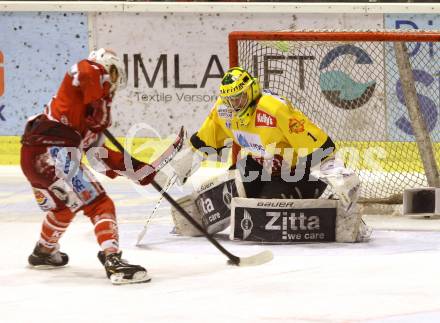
[88,48,127,93]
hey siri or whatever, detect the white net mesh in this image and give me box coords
[233,31,440,202]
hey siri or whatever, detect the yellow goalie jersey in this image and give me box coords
[192,90,335,170]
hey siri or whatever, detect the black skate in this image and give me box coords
[28,243,69,269]
[97,251,151,285]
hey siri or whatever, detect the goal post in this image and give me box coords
[393,42,440,189]
[228,30,440,203]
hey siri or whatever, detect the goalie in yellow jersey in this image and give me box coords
[164,67,370,242]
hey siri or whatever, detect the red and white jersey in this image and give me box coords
[45,59,113,145]
[22,59,144,181]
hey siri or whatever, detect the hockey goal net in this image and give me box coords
[228,30,440,203]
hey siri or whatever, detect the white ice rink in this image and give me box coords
[1,166,440,323]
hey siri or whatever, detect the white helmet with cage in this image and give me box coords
[88,48,127,93]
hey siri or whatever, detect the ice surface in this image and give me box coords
[1,166,440,323]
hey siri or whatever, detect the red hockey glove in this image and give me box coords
[85,98,112,133]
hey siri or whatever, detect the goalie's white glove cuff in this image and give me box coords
[311,157,360,210]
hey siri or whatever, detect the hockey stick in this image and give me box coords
[136,174,178,246]
[133,127,185,246]
[149,126,185,172]
[103,129,273,267]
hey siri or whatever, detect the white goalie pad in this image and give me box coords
[171,195,204,237]
[310,157,361,211]
[335,202,371,242]
[171,169,242,236]
[230,197,371,243]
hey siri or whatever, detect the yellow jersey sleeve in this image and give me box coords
[192,102,231,150]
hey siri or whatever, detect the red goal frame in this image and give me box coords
[228,30,440,67]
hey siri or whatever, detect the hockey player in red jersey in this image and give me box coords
[21,48,156,284]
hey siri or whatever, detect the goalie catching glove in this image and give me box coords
[310,157,360,211]
[156,136,204,186]
[310,156,370,242]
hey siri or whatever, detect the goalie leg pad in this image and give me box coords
[310,158,369,242]
[229,197,371,243]
[195,176,237,234]
[230,198,337,243]
[311,157,360,211]
[171,170,240,236]
[335,202,371,242]
[171,195,205,237]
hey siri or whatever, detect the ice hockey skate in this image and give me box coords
[97,251,151,285]
[28,243,69,269]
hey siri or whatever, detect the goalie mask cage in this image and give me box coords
[228,30,440,203]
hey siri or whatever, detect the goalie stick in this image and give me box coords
[136,174,178,246]
[149,125,185,172]
[103,129,273,267]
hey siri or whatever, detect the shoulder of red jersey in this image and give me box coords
[71,60,113,103]
[75,59,110,83]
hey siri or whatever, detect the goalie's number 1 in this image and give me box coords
[307,132,317,142]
